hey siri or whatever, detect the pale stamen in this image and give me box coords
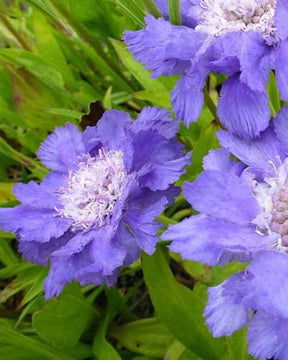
[56,148,127,231]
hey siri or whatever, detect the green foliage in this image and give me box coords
[0,1,254,359]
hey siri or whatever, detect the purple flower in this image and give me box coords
[163,107,288,359]
[124,0,288,139]
[0,107,190,298]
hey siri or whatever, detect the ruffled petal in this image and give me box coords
[204,274,250,337]
[163,215,270,265]
[244,252,288,318]
[239,32,272,92]
[273,106,288,154]
[125,195,167,254]
[275,0,288,39]
[0,206,71,243]
[18,232,71,266]
[203,149,245,175]
[124,16,206,78]
[248,312,288,360]
[131,129,190,191]
[217,74,270,139]
[183,170,259,224]
[133,107,178,139]
[171,73,204,126]
[275,40,288,102]
[82,125,101,153]
[96,110,131,150]
[12,173,64,210]
[218,127,285,177]
[37,123,85,173]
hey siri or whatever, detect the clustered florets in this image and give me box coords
[196,0,277,40]
[57,149,127,231]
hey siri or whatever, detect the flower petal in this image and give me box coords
[133,107,178,139]
[171,73,204,126]
[273,106,288,153]
[218,127,285,177]
[164,215,269,265]
[124,16,205,78]
[217,74,270,139]
[183,170,259,224]
[248,312,288,360]
[275,0,288,39]
[37,123,85,173]
[204,274,251,337]
[0,206,71,243]
[275,40,288,102]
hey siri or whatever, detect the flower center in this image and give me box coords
[270,186,288,245]
[57,148,127,231]
[196,0,277,41]
[253,160,288,248]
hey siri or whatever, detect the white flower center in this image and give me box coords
[196,0,277,41]
[253,159,288,249]
[57,148,127,231]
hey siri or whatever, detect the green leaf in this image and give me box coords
[268,71,281,115]
[226,326,254,360]
[111,0,146,27]
[110,318,173,357]
[0,323,71,360]
[142,246,226,360]
[143,0,162,17]
[0,49,65,91]
[46,108,84,119]
[32,10,78,91]
[93,308,121,360]
[0,137,48,179]
[33,283,96,348]
[0,238,18,266]
[169,0,181,25]
[133,90,171,108]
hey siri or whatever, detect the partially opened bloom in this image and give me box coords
[0,107,189,298]
[124,0,288,139]
[163,107,288,359]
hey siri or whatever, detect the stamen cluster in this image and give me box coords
[57,148,127,231]
[196,0,277,40]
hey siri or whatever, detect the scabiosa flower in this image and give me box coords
[163,106,288,360]
[124,0,288,139]
[0,108,190,299]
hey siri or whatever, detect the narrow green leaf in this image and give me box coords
[0,137,48,179]
[46,108,84,119]
[142,246,226,360]
[110,318,173,358]
[93,308,121,360]
[169,0,181,25]
[268,71,281,115]
[0,324,71,360]
[111,0,146,27]
[143,0,162,18]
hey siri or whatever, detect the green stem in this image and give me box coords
[171,208,192,221]
[204,88,218,120]
[143,0,162,18]
[157,214,177,226]
[169,0,181,25]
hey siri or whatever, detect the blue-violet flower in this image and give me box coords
[0,108,190,298]
[124,0,288,139]
[163,106,288,360]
